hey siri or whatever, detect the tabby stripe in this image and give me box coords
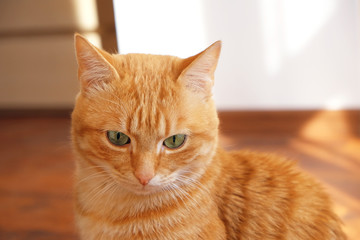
[237,156,255,239]
[137,105,143,128]
[126,113,132,135]
[164,113,171,138]
[278,170,296,240]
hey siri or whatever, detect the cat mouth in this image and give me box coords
[128,184,165,195]
[112,178,165,195]
[110,171,183,196]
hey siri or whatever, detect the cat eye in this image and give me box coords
[107,131,131,146]
[163,134,186,149]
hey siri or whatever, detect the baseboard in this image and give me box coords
[218,110,360,137]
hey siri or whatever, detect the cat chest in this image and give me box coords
[77,208,215,240]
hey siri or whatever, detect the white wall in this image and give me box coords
[113,0,360,110]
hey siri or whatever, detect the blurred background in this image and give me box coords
[0,0,359,239]
[0,0,116,111]
[114,0,360,110]
[1,0,359,110]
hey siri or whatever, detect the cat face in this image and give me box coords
[72,34,221,195]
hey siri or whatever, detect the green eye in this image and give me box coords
[107,131,131,146]
[163,134,186,149]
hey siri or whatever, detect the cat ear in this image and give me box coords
[179,41,221,98]
[74,33,119,94]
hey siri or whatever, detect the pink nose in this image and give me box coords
[134,171,154,186]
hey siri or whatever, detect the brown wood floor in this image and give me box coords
[0,110,359,240]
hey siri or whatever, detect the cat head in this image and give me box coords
[72,34,221,195]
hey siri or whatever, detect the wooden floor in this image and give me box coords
[0,110,359,240]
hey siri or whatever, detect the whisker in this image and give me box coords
[77,171,108,185]
[81,175,113,204]
[167,183,187,205]
[169,182,200,213]
[87,178,116,204]
[103,181,120,208]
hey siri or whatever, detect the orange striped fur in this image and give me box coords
[71,34,346,240]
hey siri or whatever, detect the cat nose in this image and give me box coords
[134,170,154,186]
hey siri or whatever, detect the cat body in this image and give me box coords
[72,34,345,239]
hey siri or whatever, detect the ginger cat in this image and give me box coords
[71,34,346,240]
